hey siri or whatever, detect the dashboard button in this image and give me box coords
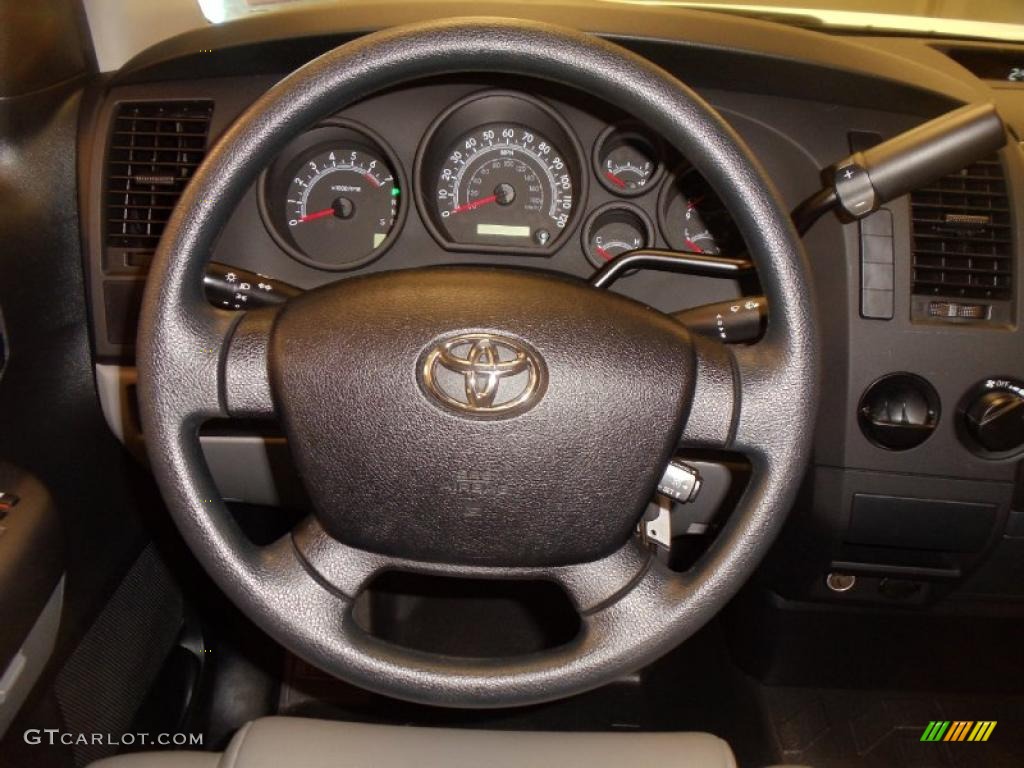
[862,261,894,290]
[861,209,893,237]
[861,233,894,264]
[859,212,894,320]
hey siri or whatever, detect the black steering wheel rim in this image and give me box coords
[136,17,819,708]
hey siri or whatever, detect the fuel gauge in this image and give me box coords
[582,203,653,269]
[594,125,663,196]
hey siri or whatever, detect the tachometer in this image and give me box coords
[285,148,397,262]
[260,121,405,271]
[417,92,584,254]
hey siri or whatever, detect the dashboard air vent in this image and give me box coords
[105,101,213,259]
[910,156,1012,301]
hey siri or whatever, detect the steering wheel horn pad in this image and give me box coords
[136,18,818,707]
[270,267,695,566]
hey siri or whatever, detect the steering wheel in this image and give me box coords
[137,18,818,708]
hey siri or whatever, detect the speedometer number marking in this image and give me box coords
[433,124,575,248]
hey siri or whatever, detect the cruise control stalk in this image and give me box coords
[796,101,1006,233]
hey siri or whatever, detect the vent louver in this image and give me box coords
[105,101,213,258]
[911,156,1013,301]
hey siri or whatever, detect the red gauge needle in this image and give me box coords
[452,194,498,214]
[604,171,627,189]
[297,208,335,223]
[363,173,382,187]
[683,239,705,253]
[596,246,613,262]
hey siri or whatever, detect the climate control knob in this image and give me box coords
[963,381,1024,454]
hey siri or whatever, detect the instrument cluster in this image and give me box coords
[258,88,743,272]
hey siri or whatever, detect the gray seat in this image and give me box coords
[90,716,737,768]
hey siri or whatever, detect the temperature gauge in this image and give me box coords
[594,125,663,197]
[582,203,653,269]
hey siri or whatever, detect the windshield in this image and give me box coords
[198,0,1024,41]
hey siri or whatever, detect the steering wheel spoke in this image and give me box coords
[728,339,805,461]
[291,516,387,599]
[547,539,652,614]
[677,334,739,450]
[222,305,279,419]
[292,515,654,615]
[678,330,805,469]
[138,290,279,426]
[136,299,232,426]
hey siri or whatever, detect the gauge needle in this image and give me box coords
[451,194,498,214]
[297,208,335,223]
[683,239,705,253]
[596,246,613,261]
[604,171,627,189]
[363,174,382,187]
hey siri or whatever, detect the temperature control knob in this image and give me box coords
[962,380,1024,455]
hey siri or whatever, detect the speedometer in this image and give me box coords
[417,92,584,254]
[435,125,574,248]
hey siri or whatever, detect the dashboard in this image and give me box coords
[254,87,738,272]
[92,75,749,332]
[76,4,1024,620]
